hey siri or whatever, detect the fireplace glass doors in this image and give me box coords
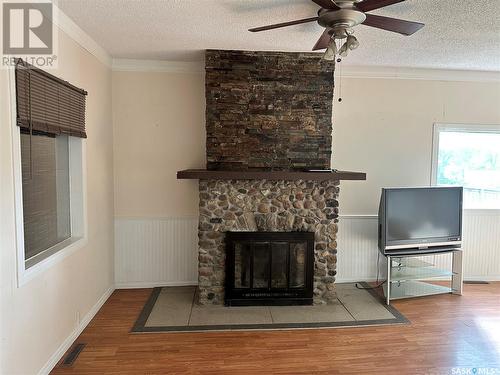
[225,232,314,306]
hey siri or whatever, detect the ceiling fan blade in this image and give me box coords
[362,14,424,36]
[249,16,319,32]
[312,29,332,51]
[356,0,405,12]
[311,0,340,10]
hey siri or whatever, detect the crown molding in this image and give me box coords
[112,59,204,74]
[340,65,500,83]
[111,58,499,82]
[53,4,112,68]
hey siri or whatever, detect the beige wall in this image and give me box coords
[112,71,205,218]
[0,29,114,374]
[112,70,500,218]
[334,78,500,215]
[112,67,500,287]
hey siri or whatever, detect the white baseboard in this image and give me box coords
[336,278,379,283]
[337,277,500,283]
[38,285,115,375]
[115,280,198,289]
[464,276,500,282]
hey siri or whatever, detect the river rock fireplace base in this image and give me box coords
[225,231,315,306]
[196,178,341,305]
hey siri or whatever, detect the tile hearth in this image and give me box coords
[131,283,407,333]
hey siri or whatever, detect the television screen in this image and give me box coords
[379,187,463,252]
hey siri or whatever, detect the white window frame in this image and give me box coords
[8,67,88,287]
[431,123,500,211]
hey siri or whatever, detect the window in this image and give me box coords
[21,132,71,265]
[12,59,87,281]
[432,124,500,209]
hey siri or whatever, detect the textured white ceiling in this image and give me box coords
[58,0,500,71]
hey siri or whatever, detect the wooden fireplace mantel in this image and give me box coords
[176,169,366,181]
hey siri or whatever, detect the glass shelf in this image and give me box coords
[384,249,463,304]
[391,257,434,268]
[383,280,452,300]
[390,267,453,282]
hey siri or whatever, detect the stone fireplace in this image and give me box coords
[198,179,340,305]
[177,50,365,305]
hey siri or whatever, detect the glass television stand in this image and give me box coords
[383,249,463,305]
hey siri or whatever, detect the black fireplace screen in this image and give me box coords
[225,232,314,306]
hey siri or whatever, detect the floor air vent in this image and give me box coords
[62,343,86,366]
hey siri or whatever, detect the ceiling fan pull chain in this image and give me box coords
[337,56,343,103]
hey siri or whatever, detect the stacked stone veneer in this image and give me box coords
[205,50,335,170]
[198,179,340,305]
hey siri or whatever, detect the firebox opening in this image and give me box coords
[225,232,314,306]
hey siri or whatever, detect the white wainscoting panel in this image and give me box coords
[336,211,500,282]
[115,212,500,287]
[115,217,198,288]
[336,216,383,282]
[461,211,500,279]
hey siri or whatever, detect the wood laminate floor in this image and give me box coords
[51,283,500,375]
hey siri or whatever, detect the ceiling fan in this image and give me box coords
[248,0,424,59]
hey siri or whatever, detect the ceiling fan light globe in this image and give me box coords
[328,39,338,54]
[322,38,337,60]
[323,51,336,61]
[338,42,349,57]
[323,47,335,61]
[346,35,360,50]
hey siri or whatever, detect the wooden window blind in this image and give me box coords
[15,58,88,138]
